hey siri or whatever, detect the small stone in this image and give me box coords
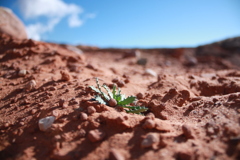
[142,119,156,129]
[59,99,68,108]
[80,112,88,121]
[25,80,36,91]
[109,98,117,107]
[145,113,155,119]
[117,80,125,87]
[124,78,130,83]
[49,86,57,91]
[155,121,173,132]
[182,124,194,139]
[184,55,198,66]
[206,127,215,135]
[79,129,86,137]
[137,58,147,66]
[88,106,96,114]
[144,69,157,77]
[18,70,27,77]
[141,133,159,149]
[52,110,59,118]
[38,116,55,131]
[112,78,119,83]
[4,122,10,128]
[31,109,37,115]
[168,88,178,95]
[110,148,125,160]
[86,63,97,70]
[60,71,71,81]
[136,93,144,99]
[88,129,105,142]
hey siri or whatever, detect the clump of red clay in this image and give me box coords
[0,33,240,160]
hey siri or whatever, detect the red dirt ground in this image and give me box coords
[0,33,240,160]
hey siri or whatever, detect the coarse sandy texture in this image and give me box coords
[0,33,240,160]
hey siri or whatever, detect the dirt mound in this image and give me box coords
[0,33,239,160]
[0,7,28,39]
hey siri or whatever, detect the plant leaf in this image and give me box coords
[125,106,148,114]
[112,85,116,99]
[89,86,101,94]
[102,84,113,99]
[121,94,126,101]
[115,94,122,102]
[93,78,110,101]
[118,87,121,95]
[96,77,101,91]
[118,96,136,105]
[95,95,106,104]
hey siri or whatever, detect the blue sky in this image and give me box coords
[1,0,240,48]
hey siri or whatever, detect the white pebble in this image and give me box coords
[141,133,159,148]
[38,116,55,131]
[145,69,157,77]
[18,70,27,77]
[25,80,36,91]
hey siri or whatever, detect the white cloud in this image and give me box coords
[85,13,96,19]
[18,0,85,40]
[68,14,83,27]
[26,18,60,41]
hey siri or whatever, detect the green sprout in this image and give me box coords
[89,78,148,115]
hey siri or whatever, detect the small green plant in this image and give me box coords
[89,78,148,115]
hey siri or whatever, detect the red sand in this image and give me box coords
[0,33,239,160]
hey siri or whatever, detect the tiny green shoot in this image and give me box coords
[89,78,148,115]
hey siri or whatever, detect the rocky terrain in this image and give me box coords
[0,7,240,160]
[0,32,239,160]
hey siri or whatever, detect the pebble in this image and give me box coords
[137,58,147,66]
[112,78,119,83]
[109,98,117,107]
[78,129,86,137]
[142,119,156,129]
[88,129,106,142]
[86,63,97,70]
[59,99,68,108]
[124,78,130,83]
[18,70,27,77]
[60,71,71,81]
[136,92,144,99]
[52,110,59,118]
[184,56,198,66]
[144,69,157,77]
[25,80,36,91]
[80,112,88,121]
[49,86,57,91]
[141,133,159,148]
[182,124,194,139]
[31,109,37,115]
[117,80,125,87]
[145,113,155,119]
[110,148,125,160]
[168,88,178,95]
[88,106,96,114]
[155,121,173,132]
[4,122,10,128]
[38,116,55,131]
